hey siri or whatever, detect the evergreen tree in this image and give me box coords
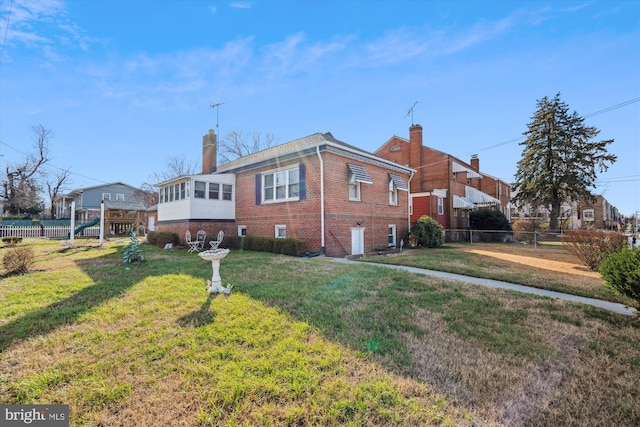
[513,93,616,231]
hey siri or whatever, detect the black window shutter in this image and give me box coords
[299,163,306,200]
[255,174,261,205]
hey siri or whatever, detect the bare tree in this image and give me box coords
[218,129,277,164]
[2,125,52,215]
[147,154,200,184]
[131,183,158,208]
[46,168,71,218]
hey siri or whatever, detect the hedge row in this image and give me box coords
[146,231,180,248]
[222,236,307,257]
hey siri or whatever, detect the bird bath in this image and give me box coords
[198,249,231,293]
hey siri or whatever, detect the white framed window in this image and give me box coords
[238,225,247,237]
[169,185,174,202]
[116,193,125,201]
[437,197,444,215]
[275,224,287,238]
[194,181,206,198]
[349,170,361,201]
[389,179,398,205]
[209,183,220,200]
[583,209,595,221]
[263,166,299,202]
[454,208,458,217]
[388,225,396,247]
[222,184,233,201]
[102,193,111,201]
[159,189,165,203]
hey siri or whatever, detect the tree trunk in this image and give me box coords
[549,202,560,232]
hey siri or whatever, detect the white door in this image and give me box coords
[351,227,365,255]
[148,216,156,231]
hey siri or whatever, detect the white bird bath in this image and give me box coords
[198,249,230,293]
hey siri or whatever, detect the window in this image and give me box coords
[180,183,186,200]
[194,181,206,198]
[174,184,181,200]
[222,184,233,201]
[437,197,444,215]
[102,193,111,201]
[163,187,168,203]
[238,225,247,237]
[116,194,125,201]
[388,225,396,247]
[389,179,398,205]
[349,171,361,201]
[159,189,165,203]
[209,183,220,200]
[583,209,595,221]
[454,208,458,217]
[263,166,299,202]
[169,185,174,202]
[347,163,372,202]
[275,224,286,238]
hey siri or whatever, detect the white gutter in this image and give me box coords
[316,146,325,252]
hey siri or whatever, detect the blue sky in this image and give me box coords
[1,0,639,216]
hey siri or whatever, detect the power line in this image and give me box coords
[474,97,640,154]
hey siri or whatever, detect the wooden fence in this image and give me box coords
[0,225,100,239]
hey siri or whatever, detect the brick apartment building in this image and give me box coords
[376,124,511,241]
[156,130,414,257]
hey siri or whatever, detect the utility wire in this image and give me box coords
[473,97,640,154]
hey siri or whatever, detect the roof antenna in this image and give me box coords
[404,101,418,125]
[210,102,225,136]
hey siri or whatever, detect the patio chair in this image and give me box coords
[196,230,207,250]
[209,230,224,250]
[186,230,202,253]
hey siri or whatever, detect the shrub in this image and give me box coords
[146,231,179,248]
[3,246,35,275]
[411,215,443,248]
[122,231,145,263]
[2,236,23,246]
[562,230,626,271]
[599,247,640,308]
[222,236,306,256]
[512,220,535,243]
[469,209,512,242]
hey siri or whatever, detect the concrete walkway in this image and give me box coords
[330,258,637,317]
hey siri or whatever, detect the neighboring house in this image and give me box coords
[578,194,623,231]
[510,191,624,232]
[156,130,414,257]
[55,182,150,235]
[375,124,511,241]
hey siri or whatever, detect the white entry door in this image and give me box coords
[351,227,365,255]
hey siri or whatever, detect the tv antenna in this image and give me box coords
[404,101,418,125]
[210,102,225,136]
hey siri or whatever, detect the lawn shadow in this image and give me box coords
[177,293,218,328]
[0,254,146,353]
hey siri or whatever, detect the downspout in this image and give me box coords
[316,146,325,254]
[407,171,414,232]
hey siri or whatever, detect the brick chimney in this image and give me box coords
[202,129,217,174]
[470,154,479,172]
[409,124,423,191]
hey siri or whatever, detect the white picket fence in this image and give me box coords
[0,225,100,239]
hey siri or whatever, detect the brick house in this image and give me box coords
[156,130,414,257]
[375,124,511,241]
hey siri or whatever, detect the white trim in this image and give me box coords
[275,224,287,238]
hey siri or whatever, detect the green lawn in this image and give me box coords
[1,239,638,426]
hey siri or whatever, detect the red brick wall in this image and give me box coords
[159,150,411,257]
[234,151,410,258]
